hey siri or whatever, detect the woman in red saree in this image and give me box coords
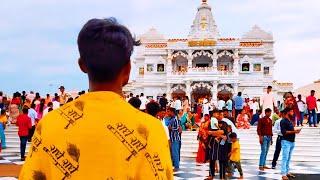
[196,114,210,164]
[236,109,250,129]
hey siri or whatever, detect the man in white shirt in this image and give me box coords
[139,93,149,111]
[296,94,306,126]
[174,97,182,113]
[217,99,226,111]
[43,102,54,117]
[27,104,38,142]
[272,116,283,169]
[261,86,276,115]
[202,100,210,116]
[250,98,260,115]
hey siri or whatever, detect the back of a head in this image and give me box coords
[77,18,140,82]
[1,109,6,115]
[146,101,160,117]
[22,108,29,114]
[128,97,141,109]
[238,92,242,96]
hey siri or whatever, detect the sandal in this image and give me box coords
[287,173,296,178]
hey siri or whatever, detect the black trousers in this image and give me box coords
[235,109,242,120]
[272,135,282,167]
[219,160,227,179]
[20,136,28,158]
[28,125,35,142]
[209,160,216,176]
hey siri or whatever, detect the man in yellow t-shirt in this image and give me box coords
[228,132,243,179]
[19,18,173,180]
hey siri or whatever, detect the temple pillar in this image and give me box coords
[185,81,192,100]
[211,81,218,105]
[166,83,171,99]
[212,49,218,72]
[167,50,173,75]
[233,49,239,76]
[233,83,239,96]
[187,50,193,70]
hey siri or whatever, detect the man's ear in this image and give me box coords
[78,58,88,73]
[121,61,131,86]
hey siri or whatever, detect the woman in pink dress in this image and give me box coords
[236,109,250,129]
[35,99,46,122]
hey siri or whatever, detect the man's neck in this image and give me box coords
[89,81,123,96]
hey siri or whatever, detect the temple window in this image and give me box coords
[241,63,250,72]
[264,67,270,75]
[253,64,261,72]
[157,64,165,72]
[147,64,154,72]
[139,67,144,75]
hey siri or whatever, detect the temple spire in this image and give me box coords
[188,0,219,40]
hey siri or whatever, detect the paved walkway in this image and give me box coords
[1,154,320,179]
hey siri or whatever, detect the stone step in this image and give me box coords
[180,153,320,162]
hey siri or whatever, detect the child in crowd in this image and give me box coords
[228,132,243,179]
[210,110,220,143]
[0,109,8,150]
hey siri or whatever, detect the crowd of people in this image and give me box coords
[124,86,319,180]
[0,18,319,179]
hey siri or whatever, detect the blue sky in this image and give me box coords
[1,0,320,95]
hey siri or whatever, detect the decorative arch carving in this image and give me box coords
[191,82,213,91]
[217,50,234,58]
[217,84,234,93]
[172,51,188,59]
[241,55,251,63]
[192,50,214,59]
[171,84,186,93]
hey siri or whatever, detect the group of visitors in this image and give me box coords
[0,87,85,159]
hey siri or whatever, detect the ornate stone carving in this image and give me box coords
[217,84,234,93]
[191,82,213,91]
[217,50,233,58]
[192,50,214,58]
[171,84,187,93]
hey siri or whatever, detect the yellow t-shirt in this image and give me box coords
[19,91,173,180]
[230,140,241,162]
[0,115,7,124]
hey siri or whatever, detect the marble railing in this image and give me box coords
[171,67,235,75]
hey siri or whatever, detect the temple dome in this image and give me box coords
[188,0,220,40]
[242,25,273,40]
[139,28,166,42]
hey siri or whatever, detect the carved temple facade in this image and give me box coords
[124,0,292,104]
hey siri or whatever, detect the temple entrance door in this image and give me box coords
[171,89,186,99]
[217,89,233,101]
[191,87,212,104]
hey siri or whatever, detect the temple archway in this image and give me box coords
[171,84,186,99]
[217,84,234,101]
[217,55,234,72]
[191,82,213,103]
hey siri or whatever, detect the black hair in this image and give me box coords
[77,18,140,82]
[267,86,272,89]
[48,108,53,112]
[237,92,242,96]
[22,108,29,114]
[1,109,6,115]
[46,94,50,97]
[129,93,133,97]
[265,108,272,113]
[39,99,46,113]
[168,107,176,114]
[229,132,237,139]
[140,93,144,97]
[35,92,40,99]
[47,102,53,107]
[163,93,166,97]
[212,109,219,114]
[146,101,160,117]
[281,107,293,114]
[297,94,301,98]
[128,97,141,109]
[31,103,36,109]
[204,114,210,117]
[67,97,74,103]
[0,91,3,96]
[311,90,315,93]
[222,108,228,112]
